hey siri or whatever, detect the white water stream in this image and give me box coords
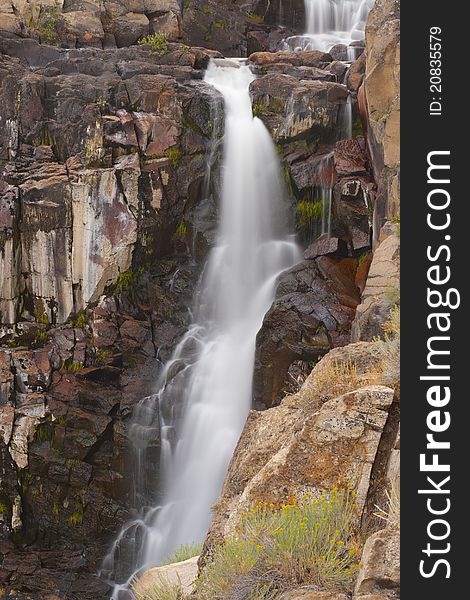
[103,60,299,598]
[284,0,375,53]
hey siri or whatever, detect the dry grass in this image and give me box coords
[374,477,400,527]
[132,573,186,600]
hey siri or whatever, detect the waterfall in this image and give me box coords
[283,0,375,53]
[102,60,299,598]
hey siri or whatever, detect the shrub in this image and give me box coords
[162,542,203,565]
[138,33,170,57]
[197,490,361,598]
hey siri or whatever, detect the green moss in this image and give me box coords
[138,33,169,57]
[176,221,187,237]
[247,12,264,23]
[69,502,84,526]
[95,349,111,365]
[201,6,211,14]
[0,502,8,515]
[357,252,369,267]
[165,147,182,168]
[115,269,136,294]
[64,361,84,373]
[53,501,60,516]
[71,311,88,329]
[296,199,323,229]
[252,103,266,118]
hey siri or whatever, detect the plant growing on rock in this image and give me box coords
[165,147,182,168]
[162,542,203,565]
[296,199,323,230]
[28,2,61,45]
[197,489,361,598]
[138,33,170,58]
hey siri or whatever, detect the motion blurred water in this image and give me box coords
[283,0,375,53]
[102,60,299,598]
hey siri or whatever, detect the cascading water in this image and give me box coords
[102,60,299,598]
[283,0,375,53]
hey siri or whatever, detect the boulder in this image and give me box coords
[113,12,150,47]
[204,383,394,550]
[134,556,199,597]
[58,11,105,47]
[253,257,360,408]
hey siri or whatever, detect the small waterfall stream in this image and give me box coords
[102,60,299,598]
[283,0,374,53]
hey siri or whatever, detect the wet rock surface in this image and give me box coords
[0,0,401,596]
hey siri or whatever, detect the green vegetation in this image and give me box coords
[247,12,264,23]
[252,103,266,117]
[357,252,369,267]
[35,311,49,325]
[115,269,136,295]
[69,502,84,526]
[29,2,60,45]
[138,33,170,57]
[296,199,323,229]
[390,213,400,237]
[176,221,188,237]
[71,311,88,329]
[196,490,360,597]
[385,285,400,307]
[0,502,8,515]
[133,491,359,599]
[95,349,111,365]
[162,542,203,565]
[165,147,182,168]
[65,361,84,373]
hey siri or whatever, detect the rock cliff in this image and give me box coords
[0,0,400,597]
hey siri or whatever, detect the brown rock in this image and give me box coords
[351,232,400,342]
[0,350,13,405]
[205,384,394,549]
[113,12,150,47]
[58,12,105,47]
[0,404,14,445]
[354,526,400,598]
[304,235,348,260]
[334,137,368,176]
[249,50,333,68]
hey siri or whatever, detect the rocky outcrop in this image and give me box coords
[253,255,360,408]
[0,32,225,598]
[202,336,399,556]
[354,526,400,599]
[0,36,223,328]
[362,0,400,229]
[352,227,400,342]
[134,556,198,597]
